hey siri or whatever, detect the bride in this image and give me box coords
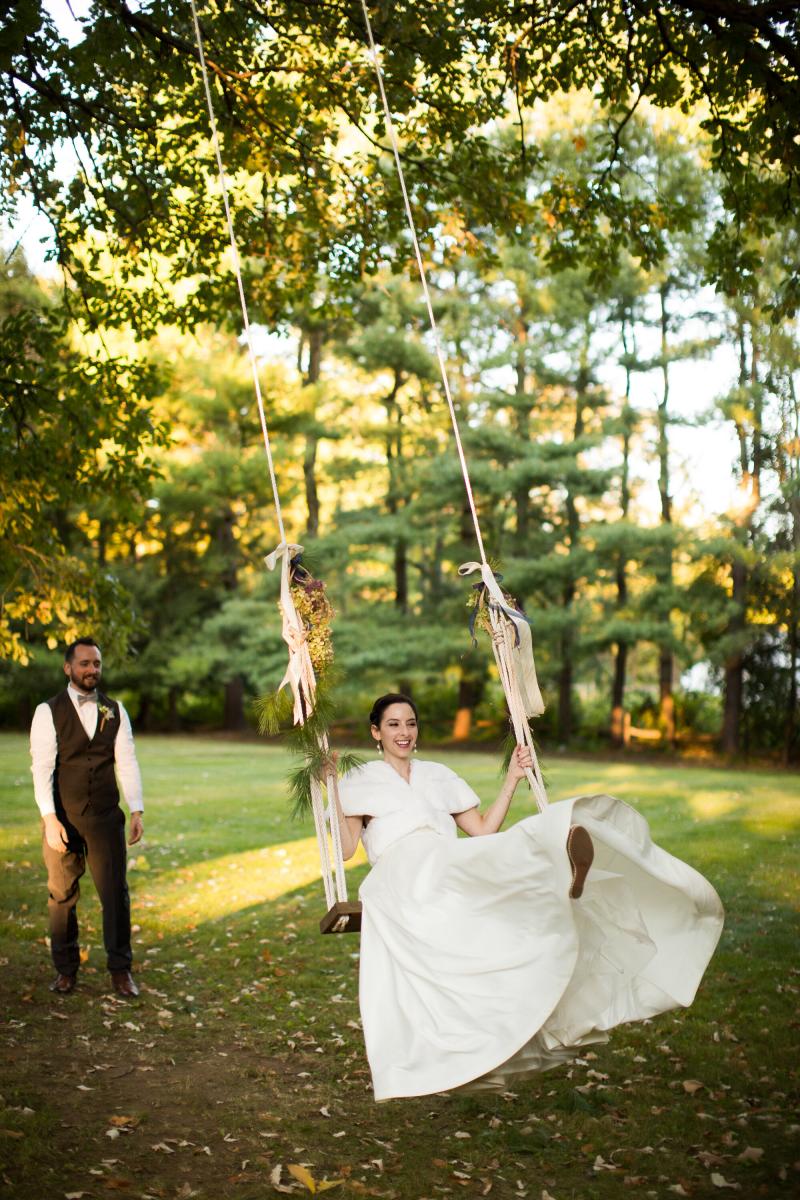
[333,693,724,1102]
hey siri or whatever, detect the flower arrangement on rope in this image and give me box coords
[255,558,362,816]
[290,564,335,677]
[466,571,522,644]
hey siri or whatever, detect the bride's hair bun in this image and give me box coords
[369,693,419,729]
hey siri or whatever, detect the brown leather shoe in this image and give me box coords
[567,825,594,899]
[109,970,140,998]
[50,972,77,994]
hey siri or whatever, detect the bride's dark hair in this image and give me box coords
[369,693,419,729]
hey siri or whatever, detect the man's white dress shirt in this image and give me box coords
[30,684,144,818]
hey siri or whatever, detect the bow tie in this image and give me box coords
[76,692,98,706]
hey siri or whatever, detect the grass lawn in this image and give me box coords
[0,732,798,1200]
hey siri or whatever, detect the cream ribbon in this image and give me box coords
[265,541,318,725]
[459,560,545,718]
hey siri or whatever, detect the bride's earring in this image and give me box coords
[376,739,383,755]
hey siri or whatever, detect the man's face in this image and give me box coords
[64,645,102,693]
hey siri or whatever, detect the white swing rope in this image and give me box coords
[189,0,349,910]
[358,1,549,810]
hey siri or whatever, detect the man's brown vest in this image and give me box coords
[47,690,121,818]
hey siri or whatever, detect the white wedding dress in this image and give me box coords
[338,758,724,1102]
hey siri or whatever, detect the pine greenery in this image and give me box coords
[256,673,364,818]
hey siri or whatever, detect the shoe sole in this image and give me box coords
[567,825,594,899]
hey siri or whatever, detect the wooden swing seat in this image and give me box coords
[319,900,362,934]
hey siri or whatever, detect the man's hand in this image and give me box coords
[128,812,144,846]
[43,813,69,854]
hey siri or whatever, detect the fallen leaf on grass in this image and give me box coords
[65,1193,90,1199]
[697,1152,727,1168]
[150,1142,175,1154]
[667,1186,690,1196]
[108,1115,139,1128]
[270,1164,296,1193]
[710,1174,741,1190]
[736,1147,763,1163]
[682,1080,704,1095]
[105,1129,121,1140]
[104,1178,133,1190]
[0,1129,24,1139]
[287,1164,344,1193]
[592,1155,617,1172]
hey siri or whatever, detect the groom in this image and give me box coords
[29,639,144,997]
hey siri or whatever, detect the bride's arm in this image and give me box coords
[454,746,532,837]
[327,768,365,860]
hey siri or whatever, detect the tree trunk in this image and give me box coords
[558,381,586,745]
[611,314,634,746]
[657,284,675,744]
[167,685,180,732]
[217,506,244,731]
[721,322,762,755]
[383,369,408,610]
[303,437,320,539]
[452,668,485,741]
[721,560,746,755]
[224,676,246,732]
[513,318,531,549]
[394,538,408,611]
[610,640,627,745]
[785,571,799,764]
[557,643,573,745]
[302,327,324,539]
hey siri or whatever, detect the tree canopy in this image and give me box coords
[3,1,799,332]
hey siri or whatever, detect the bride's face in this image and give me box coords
[372,702,418,759]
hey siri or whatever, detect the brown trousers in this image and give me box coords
[42,805,131,975]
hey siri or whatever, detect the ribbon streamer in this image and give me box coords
[459,561,545,719]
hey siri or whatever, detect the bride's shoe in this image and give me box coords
[567,825,594,899]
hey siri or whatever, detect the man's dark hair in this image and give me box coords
[65,638,101,662]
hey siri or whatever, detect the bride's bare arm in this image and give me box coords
[454,746,532,837]
[326,769,364,860]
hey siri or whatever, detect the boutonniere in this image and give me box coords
[98,703,115,733]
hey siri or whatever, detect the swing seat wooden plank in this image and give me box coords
[320,900,362,934]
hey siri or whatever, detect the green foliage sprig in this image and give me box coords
[256,674,364,818]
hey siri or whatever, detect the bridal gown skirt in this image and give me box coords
[357,794,724,1101]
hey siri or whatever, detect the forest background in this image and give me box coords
[1,0,799,761]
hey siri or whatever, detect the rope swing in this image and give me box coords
[189,0,550,932]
